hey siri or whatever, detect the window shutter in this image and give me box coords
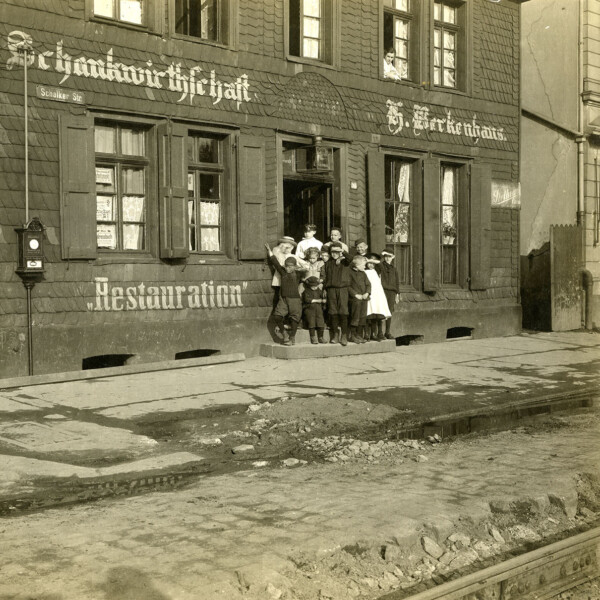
[158,121,189,259]
[422,156,440,292]
[289,0,300,56]
[367,149,385,253]
[321,0,333,63]
[470,163,492,290]
[238,135,266,260]
[59,114,96,260]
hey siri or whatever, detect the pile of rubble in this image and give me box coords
[302,435,442,464]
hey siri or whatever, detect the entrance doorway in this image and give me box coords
[283,179,334,244]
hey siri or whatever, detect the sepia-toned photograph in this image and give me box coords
[0,0,599,598]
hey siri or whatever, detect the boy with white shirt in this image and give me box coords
[295,224,323,259]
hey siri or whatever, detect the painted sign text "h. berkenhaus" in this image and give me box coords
[6,31,252,108]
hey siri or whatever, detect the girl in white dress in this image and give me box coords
[364,254,392,341]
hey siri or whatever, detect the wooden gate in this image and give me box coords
[550,225,582,331]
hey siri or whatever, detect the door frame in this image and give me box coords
[276,132,347,241]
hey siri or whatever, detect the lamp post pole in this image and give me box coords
[22,44,29,223]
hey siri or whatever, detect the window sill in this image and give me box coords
[187,254,238,265]
[430,85,469,97]
[89,254,259,267]
[381,77,423,89]
[286,55,338,71]
[94,253,156,265]
[170,33,233,50]
[89,16,159,35]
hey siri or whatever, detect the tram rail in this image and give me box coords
[381,526,600,600]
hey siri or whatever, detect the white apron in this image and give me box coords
[365,269,391,318]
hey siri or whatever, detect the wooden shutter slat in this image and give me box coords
[238,135,266,260]
[158,122,189,259]
[59,114,96,260]
[367,149,385,253]
[470,163,492,290]
[423,156,440,292]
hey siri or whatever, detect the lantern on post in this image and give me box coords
[295,136,334,173]
[15,217,45,376]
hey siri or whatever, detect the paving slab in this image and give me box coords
[0,420,157,458]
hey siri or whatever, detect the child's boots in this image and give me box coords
[309,329,318,344]
[376,319,386,341]
[317,329,326,344]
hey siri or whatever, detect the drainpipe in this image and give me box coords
[581,269,593,329]
[576,0,585,227]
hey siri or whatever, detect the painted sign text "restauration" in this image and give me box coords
[87,278,247,312]
[6,31,252,108]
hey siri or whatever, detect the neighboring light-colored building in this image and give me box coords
[521,0,599,331]
[0,0,525,377]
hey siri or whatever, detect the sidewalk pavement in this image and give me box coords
[0,331,598,501]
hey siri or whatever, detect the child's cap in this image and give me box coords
[278,236,297,248]
[366,252,381,263]
[381,249,394,258]
[305,276,320,286]
[329,243,343,252]
[284,256,297,266]
[354,238,367,247]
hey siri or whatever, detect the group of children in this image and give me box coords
[266,225,400,347]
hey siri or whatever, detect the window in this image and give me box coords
[433,0,465,89]
[187,134,225,253]
[289,0,335,64]
[383,0,420,82]
[440,164,458,284]
[385,157,414,285]
[60,115,266,262]
[174,0,230,43]
[371,153,489,294]
[93,0,144,25]
[95,123,149,252]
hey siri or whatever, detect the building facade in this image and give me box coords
[0,0,523,377]
[521,0,599,331]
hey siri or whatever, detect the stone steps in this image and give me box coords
[260,337,396,359]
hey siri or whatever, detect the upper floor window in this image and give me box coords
[174,0,230,43]
[433,0,464,89]
[95,123,149,251]
[383,1,408,80]
[94,0,144,25]
[187,134,225,253]
[289,0,334,64]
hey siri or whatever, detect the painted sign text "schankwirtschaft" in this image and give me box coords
[7,31,252,108]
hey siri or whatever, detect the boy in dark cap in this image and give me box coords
[380,249,400,339]
[349,238,369,261]
[348,255,370,343]
[265,243,306,345]
[322,242,351,346]
[302,275,326,344]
